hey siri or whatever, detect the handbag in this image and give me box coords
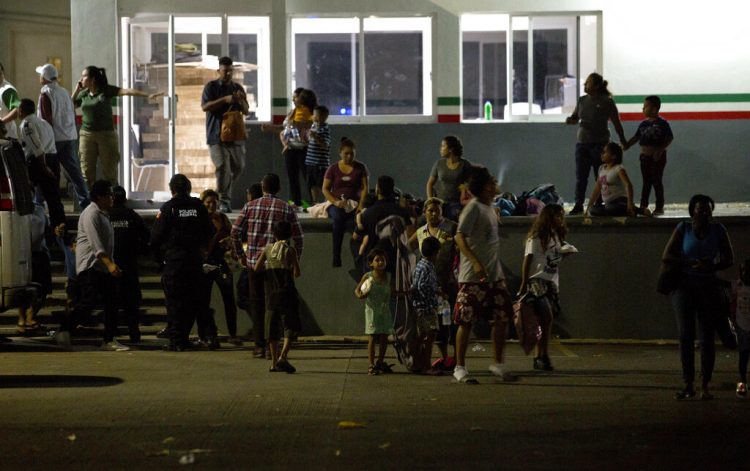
[221,109,246,142]
[513,298,542,355]
[656,261,682,295]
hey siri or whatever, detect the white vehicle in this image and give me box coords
[0,139,37,312]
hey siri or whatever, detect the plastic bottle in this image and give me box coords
[484,100,493,121]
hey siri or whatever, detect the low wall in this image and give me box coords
[263,215,750,340]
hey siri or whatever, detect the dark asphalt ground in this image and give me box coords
[0,339,747,470]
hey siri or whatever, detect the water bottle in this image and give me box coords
[484,100,493,121]
[438,296,452,326]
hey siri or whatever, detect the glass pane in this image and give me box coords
[364,32,422,115]
[228,33,258,119]
[462,31,507,120]
[295,33,358,116]
[511,17,529,116]
[531,16,577,116]
[580,15,599,96]
[173,17,222,195]
[129,22,170,194]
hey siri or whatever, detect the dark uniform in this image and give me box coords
[109,202,150,342]
[150,194,212,349]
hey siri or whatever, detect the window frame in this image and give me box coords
[460,11,602,124]
[290,14,435,124]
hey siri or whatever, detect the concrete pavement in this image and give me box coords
[0,340,748,470]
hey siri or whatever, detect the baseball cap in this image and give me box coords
[35,64,58,81]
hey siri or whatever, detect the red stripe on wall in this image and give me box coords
[75,116,121,125]
[621,111,750,121]
[437,114,461,123]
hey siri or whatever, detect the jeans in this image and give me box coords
[589,197,628,217]
[209,142,245,207]
[639,153,667,210]
[283,147,307,206]
[671,278,721,385]
[327,204,356,265]
[200,266,238,338]
[35,140,90,210]
[574,142,606,207]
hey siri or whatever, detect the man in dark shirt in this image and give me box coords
[109,185,149,343]
[201,56,249,213]
[150,174,213,350]
[360,175,415,275]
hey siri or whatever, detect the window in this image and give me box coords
[461,13,599,122]
[291,17,432,120]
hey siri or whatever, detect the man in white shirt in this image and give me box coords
[0,62,20,139]
[18,98,66,231]
[36,63,89,209]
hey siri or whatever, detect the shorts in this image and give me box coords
[305,165,327,189]
[414,307,439,337]
[453,281,511,326]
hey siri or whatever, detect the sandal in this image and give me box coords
[368,365,380,376]
[16,323,25,334]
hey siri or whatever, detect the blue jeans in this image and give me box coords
[574,142,605,207]
[671,278,720,385]
[327,204,356,265]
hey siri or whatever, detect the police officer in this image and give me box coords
[109,185,150,343]
[150,174,213,350]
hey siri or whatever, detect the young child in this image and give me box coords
[410,236,442,374]
[584,143,636,217]
[254,220,301,373]
[304,105,331,204]
[517,204,574,371]
[408,197,458,371]
[355,248,392,375]
[353,192,377,258]
[624,95,673,216]
[731,258,750,398]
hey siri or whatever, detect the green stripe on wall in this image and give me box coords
[437,96,460,106]
[617,94,750,104]
[272,97,288,107]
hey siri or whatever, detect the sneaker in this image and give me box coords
[206,337,220,350]
[101,340,130,352]
[453,366,468,382]
[736,382,747,398]
[489,363,516,381]
[653,208,665,216]
[276,359,296,374]
[376,361,394,374]
[228,337,244,346]
[155,327,169,339]
[533,356,554,371]
[431,358,445,370]
[674,387,696,400]
[569,204,584,215]
[443,356,457,370]
[55,331,72,349]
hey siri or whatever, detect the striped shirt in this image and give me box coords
[230,195,304,267]
[304,122,331,167]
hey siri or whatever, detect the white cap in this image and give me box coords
[36,64,58,81]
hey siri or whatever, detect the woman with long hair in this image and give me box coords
[565,72,627,214]
[72,66,161,186]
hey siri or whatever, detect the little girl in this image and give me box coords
[355,248,392,375]
[731,258,750,398]
[517,203,575,371]
[254,220,301,373]
[585,142,636,217]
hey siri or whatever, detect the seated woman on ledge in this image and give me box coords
[322,137,369,267]
[584,143,636,217]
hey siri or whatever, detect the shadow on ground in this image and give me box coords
[0,375,123,388]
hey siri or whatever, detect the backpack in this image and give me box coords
[514,184,564,215]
